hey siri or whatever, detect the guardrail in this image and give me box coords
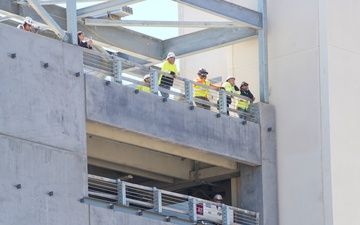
[85,174,260,225]
[82,49,257,123]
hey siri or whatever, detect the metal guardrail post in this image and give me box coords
[188,197,197,222]
[117,179,126,205]
[150,69,159,94]
[222,205,230,225]
[256,212,260,225]
[153,188,162,213]
[184,80,193,104]
[113,57,122,84]
[219,89,228,115]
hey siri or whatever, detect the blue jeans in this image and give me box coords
[237,107,248,119]
[159,84,170,98]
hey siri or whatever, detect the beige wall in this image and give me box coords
[180,0,360,224]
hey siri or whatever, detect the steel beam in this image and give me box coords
[84,18,243,28]
[77,0,143,19]
[27,0,68,41]
[174,0,262,29]
[163,27,257,59]
[258,0,269,103]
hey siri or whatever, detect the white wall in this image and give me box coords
[328,1,360,224]
[179,0,360,224]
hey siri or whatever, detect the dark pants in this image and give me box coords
[194,96,210,110]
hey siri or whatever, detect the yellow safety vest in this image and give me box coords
[194,79,211,99]
[236,91,250,110]
[137,85,151,93]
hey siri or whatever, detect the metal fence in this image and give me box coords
[82,49,257,123]
[86,174,260,225]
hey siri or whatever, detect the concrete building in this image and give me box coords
[0,0,359,225]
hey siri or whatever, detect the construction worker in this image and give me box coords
[137,74,151,93]
[218,76,237,115]
[236,81,255,119]
[193,68,220,110]
[159,52,178,98]
[17,17,39,33]
[213,194,223,203]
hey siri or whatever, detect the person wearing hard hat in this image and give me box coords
[235,81,255,119]
[213,194,223,203]
[77,31,93,49]
[137,74,151,93]
[159,52,178,98]
[218,76,237,115]
[17,17,38,33]
[193,68,220,110]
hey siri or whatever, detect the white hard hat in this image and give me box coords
[213,194,223,201]
[166,52,176,59]
[226,76,235,81]
[143,74,150,80]
[24,17,33,24]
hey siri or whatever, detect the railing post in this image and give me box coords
[113,57,122,84]
[184,80,193,104]
[256,212,260,225]
[222,204,231,225]
[188,197,197,222]
[153,188,162,213]
[150,68,159,95]
[117,179,126,205]
[219,89,227,115]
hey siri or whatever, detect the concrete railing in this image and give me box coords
[83,174,260,225]
[82,49,257,123]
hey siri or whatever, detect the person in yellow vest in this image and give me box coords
[218,76,236,115]
[159,52,178,98]
[236,81,255,119]
[137,74,151,93]
[193,68,220,110]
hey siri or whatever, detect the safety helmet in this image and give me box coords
[240,81,249,87]
[24,17,33,25]
[143,74,150,80]
[197,68,208,77]
[226,76,235,82]
[213,194,223,201]
[166,52,176,59]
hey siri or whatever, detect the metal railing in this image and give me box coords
[86,174,260,225]
[82,48,257,123]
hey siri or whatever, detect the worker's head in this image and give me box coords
[240,81,249,90]
[213,194,223,203]
[143,74,151,83]
[226,76,235,86]
[166,52,176,64]
[77,31,85,42]
[197,68,208,78]
[23,17,33,31]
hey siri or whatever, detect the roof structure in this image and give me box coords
[0,0,261,68]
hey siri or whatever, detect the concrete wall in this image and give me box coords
[86,75,261,165]
[0,24,88,225]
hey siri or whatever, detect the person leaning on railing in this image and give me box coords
[235,81,255,119]
[137,74,151,93]
[77,31,93,49]
[193,68,220,110]
[218,76,237,116]
[159,52,178,98]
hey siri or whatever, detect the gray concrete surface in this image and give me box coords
[86,74,261,165]
[0,23,277,225]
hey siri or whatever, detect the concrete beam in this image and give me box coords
[86,121,238,170]
[87,135,193,180]
[88,158,175,183]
